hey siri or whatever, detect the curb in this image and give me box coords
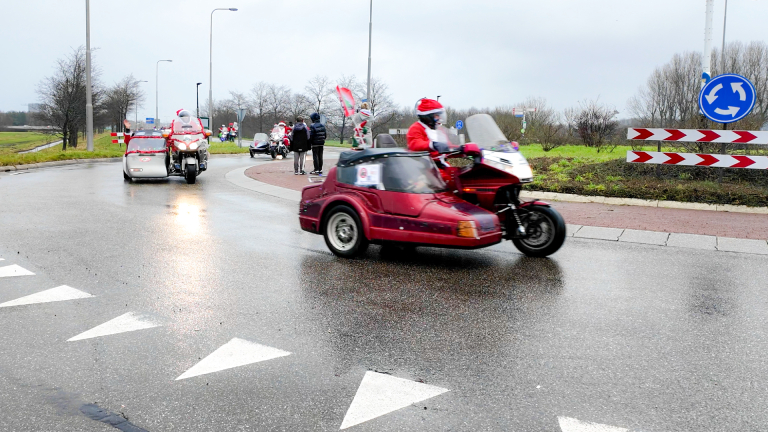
[520,190,768,215]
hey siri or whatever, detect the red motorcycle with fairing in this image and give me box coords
[299,114,566,258]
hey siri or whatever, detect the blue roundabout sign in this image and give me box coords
[698,74,756,124]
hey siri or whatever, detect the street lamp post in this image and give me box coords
[85,0,94,151]
[721,0,728,72]
[156,59,172,126]
[196,82,203,119]
[134,80,148,132]
[209,7,238,132]
[366,0,373,103]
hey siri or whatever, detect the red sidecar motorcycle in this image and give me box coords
[298,114,566,258]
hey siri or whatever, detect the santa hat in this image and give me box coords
[415,98,444,115]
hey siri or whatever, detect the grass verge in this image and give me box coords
[526,152,768,207]
[0,132,61,154]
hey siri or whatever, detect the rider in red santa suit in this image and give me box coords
[406,98,450,157]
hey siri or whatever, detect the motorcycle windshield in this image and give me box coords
[172,117,203,134]
[126,138,166,154]
[465,114,517,152]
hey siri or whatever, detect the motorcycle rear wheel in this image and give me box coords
[511,205,565,257]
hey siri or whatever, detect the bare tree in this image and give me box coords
[103,75,144,132]
[287,93,312,123]
[265,84,291,127]
[571,99,619,152]
[250,82,269,133]
[304,75,333,115]
[34,46,101,149]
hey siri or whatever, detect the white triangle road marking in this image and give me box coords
[0,264,35,278]
[175,337,291,381]
[0,285,93,308]
[68,312,161,341]
[340,371,449,430]
[558,416,628,432]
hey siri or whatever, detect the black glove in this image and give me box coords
[431,141,450,153]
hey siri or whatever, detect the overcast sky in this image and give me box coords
[2,0,766,121]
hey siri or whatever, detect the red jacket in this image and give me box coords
[406,121,438,157]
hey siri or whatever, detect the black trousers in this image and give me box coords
[312,145,324,172]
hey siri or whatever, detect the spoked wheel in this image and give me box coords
[323,205,369,258]
[511,205,566,257]
[184,164,197,184]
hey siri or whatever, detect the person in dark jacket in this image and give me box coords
[289,117,311,175]
[308,112,327,175]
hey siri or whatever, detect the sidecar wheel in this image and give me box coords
[324,205,369,258]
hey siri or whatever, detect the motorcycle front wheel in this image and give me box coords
[185,164,197,184]
[270,149,276,159]
[511,205,566,257]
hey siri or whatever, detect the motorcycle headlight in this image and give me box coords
[189,142,199,150]
[176,142,187,151]
[483,159,533,183]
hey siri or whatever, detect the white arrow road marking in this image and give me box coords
[0,285,93,308]
[0,264,35,278]
[558,416,628,432]
[714,106,740,117]
[340,372,449,430]
[705,83,722,104]
[175,338,291,380]
[731,82,747,101]
[67,312,161,341]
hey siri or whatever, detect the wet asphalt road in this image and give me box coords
[0,156,767,432]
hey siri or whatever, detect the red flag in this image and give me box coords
[336,86,356,118]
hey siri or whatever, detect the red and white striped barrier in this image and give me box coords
[627,128,768,145]
[110,132,125,144]
[627,151,768,169]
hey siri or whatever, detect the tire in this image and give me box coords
[123,171,131,181]
[511,205,566,258]
[250,151,255,158]
[323,205,369,258]
[185,163,197,184]
[271,149,276,159]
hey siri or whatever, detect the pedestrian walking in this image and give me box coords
[309,113,327,175]
[290,117,310,175]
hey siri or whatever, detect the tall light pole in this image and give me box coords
[196,82,203,119]
[134,80,148,130]
[156,59,172,126]
[721,0,728,72]
[85,0,94,151]
[366,0,373,103]
[702,0,714,88]
[209,7,238,132]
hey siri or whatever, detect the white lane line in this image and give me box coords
[68,312,161,341]
[0,285,93,308]
[558,416,628,432]
[0,264,35,278]
[175,338,291,381]
[340,371,449,430]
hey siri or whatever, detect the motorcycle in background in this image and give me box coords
[269,125,290,160]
